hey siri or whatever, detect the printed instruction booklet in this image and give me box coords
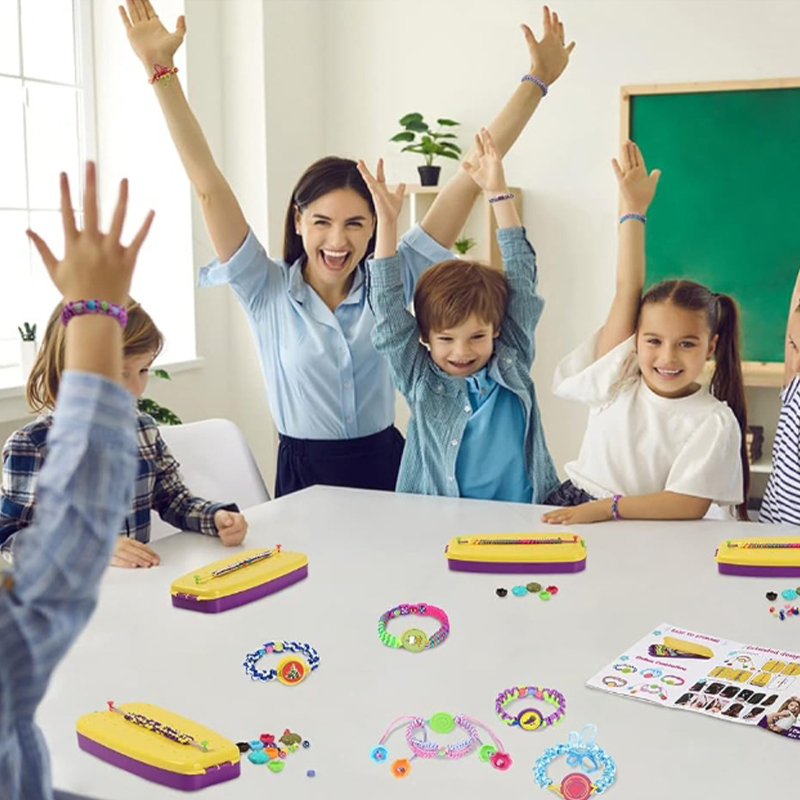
[586,623,800,740]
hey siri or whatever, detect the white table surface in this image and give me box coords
[39,486,799,799]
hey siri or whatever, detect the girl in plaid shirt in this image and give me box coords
[0,301,249,568]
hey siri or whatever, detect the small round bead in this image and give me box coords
[496,587,508,597]
[307,769,316,777]
[526,582,542,593]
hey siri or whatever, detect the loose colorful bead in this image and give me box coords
[496,588,508,597]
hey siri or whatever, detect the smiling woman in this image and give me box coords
[118,0,575,496]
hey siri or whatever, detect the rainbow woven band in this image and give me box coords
[521,73,548,96]
[377,603,450,652]
[496,685,566,731]
[243,640,320,685]
[533,724,616,798]
[610,494,623,521]
[60,299,127,329]
[619,212,646,225]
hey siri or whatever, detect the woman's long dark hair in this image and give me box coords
[640,280,749,520]
[283,156,376,266]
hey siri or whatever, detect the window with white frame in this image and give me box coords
[0,0,92,380]
[0,0,196,390]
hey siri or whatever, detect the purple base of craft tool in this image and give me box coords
[447,558,586,574]
[718,563,800,577]
[171,565,308,613]
[77,734,240,790]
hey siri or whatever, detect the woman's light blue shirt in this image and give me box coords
[198,226,451,440]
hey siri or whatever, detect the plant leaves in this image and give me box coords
[399,112,424,126]
[438,151,461,160]
[391,131,416,142]
[401,144,424,153]
[152,368,171,380]
[405,120,429,133]
[436,118,460,126]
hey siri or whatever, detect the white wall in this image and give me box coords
[319,0,800,473]
[2,0,796,496]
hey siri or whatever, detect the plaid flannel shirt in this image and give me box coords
[0,412,235,549]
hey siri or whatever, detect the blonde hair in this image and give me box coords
[26,299,164,412]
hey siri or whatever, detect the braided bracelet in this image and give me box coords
[370,712,511,778]
[533,724,616,799]
[377,603,450,652]
[495,685,566,731]
[243,640,320,686]
[628,681,668,701]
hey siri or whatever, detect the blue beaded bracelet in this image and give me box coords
[619,213,646,225]
[243,640,320,686]
[533,724,616,798]
[521,73,548,96]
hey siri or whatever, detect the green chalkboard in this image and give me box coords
[629,86,800,363]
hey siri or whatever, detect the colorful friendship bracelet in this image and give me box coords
[601,676,626,688]
[106,701,209,752]
[370,712,511,778]
[194,546,280,585]
[377,603,450,652]
[495,685,566,731]
[243,640,320,686]
[150,63,179,84]
[488,191,516,204]
[60,299,127,329]
[628,682,668,701]
[610,494,623,521]
[533,724,616,799]
[619,212,646,225]
[521,73,548,96]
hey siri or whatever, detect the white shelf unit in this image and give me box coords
[399,184,522,268]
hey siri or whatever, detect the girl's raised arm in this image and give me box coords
[595,141,660,360]
[421,6,575,249]
[783,264,800,386]
[119,0,248,262]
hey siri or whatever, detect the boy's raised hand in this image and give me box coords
[613,141,661,215]
[119,0,186,67]
[26,162,154,305]
[356,159,405,223]
[522,5,576,87]
[461,129,507,194]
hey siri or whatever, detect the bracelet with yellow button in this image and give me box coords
[377,603,450,652]
[243,640,319,686]
[495,685,566,731]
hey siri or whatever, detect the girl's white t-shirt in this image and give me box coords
[553,332,743,505]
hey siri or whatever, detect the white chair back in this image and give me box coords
[149,418,269,541]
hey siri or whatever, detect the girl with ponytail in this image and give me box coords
[542,141,747,524]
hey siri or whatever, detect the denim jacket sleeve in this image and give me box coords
[367,253,430,402]
[496,226,543,369]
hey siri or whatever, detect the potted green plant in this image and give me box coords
[138,368,182,425]
[453,237,477,256]
[17,322,37,376]
[391,113,461,186]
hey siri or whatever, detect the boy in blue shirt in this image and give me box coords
[0,162,153,799]
[359,130,558,503]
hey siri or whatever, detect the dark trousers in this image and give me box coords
[55,792,99,800]
[275,426,404,498]
[544,479,596,507]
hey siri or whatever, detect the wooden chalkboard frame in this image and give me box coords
[621,77,800,388]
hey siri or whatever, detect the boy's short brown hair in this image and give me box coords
[413,259,508,340]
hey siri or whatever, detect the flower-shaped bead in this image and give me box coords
[370,745,388,763]
[490,751,513,771]
[391,758,411,778]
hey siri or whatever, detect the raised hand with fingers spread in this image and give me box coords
[27,162,154,307]
[356,159,405,259]
[522,4,576,89]
[612,140,661,216]
[118,0,186,76]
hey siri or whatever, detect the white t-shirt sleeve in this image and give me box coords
[553,331,639,407]
[665,406,743,504]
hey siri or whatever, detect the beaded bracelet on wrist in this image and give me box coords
[61,299,127,329]
[243,640,320,686]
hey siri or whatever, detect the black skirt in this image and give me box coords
[275,425,404,498]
